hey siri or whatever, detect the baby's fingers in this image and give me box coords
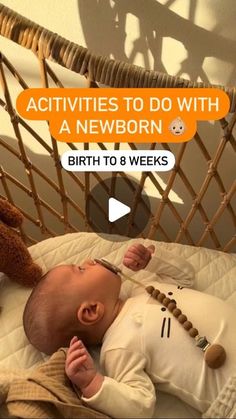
[67,337,85,355]
[124,250,142,263]
[70,336,79,347]
[66,348,87,366]
[66,355,87,375]
[128,244,146,257]
[123,257,141,271]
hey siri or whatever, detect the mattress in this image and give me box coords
[0,232,236,418]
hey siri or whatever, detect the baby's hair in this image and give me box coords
[23,268,84,355]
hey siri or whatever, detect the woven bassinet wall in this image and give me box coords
[0,4,235,252]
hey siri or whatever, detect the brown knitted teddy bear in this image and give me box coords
[0,198,42,287]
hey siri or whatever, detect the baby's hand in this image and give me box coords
[123,243,155,271]
[65,337,103,398]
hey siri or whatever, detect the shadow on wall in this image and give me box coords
[0,0,235,249]
[75,0,236,251]
[77,0,236,85]
[0,133,235,251]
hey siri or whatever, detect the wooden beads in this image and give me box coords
[163,297,171,306]
[183,321,192,330]
[152,289,160,299]
[146,285,197,334]
[173,308,181,317]
[158,293,165,302]
[146,285,155,294]
[189,328,198,337]
[204,344,226,369]
[167,302,176,312]
[145,284,226,368]
[178,314,187,324]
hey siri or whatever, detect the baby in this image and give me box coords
[23,243,236,418]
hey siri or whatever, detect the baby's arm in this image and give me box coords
[123,243,195,287]
[82,348,156,418]
[66,337,156,418]
[65,337,104,398]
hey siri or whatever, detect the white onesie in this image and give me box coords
[82,250,236,418]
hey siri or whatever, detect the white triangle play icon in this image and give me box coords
[108,197,131,222]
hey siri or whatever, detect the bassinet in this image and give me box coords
[0,3,235,251]
[0,3,236,419]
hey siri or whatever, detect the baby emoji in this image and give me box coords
[169,117,186,136]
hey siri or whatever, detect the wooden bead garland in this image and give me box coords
[145,285,226,369]
[178,314,187,323]
[94,259,227,370]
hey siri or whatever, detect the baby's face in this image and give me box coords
[48,259,122,302]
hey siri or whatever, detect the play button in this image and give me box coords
[85,176,151,241]
[108,198,131,222]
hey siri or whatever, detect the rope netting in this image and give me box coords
[0,4,235,251]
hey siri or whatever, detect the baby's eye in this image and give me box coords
[72,264,85,273]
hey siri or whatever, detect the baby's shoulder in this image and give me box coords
[102,297,146,353]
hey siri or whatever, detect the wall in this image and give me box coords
[0,0,235,249]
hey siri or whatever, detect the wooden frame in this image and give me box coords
[0,4,235,251]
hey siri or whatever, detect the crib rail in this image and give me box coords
[0,4,235,252]
[1,4,236,109]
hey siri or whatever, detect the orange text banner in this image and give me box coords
[16,88,230,143]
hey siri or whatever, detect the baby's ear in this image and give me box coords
[77,301,104,325]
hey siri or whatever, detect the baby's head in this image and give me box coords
[23,259,122,355]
